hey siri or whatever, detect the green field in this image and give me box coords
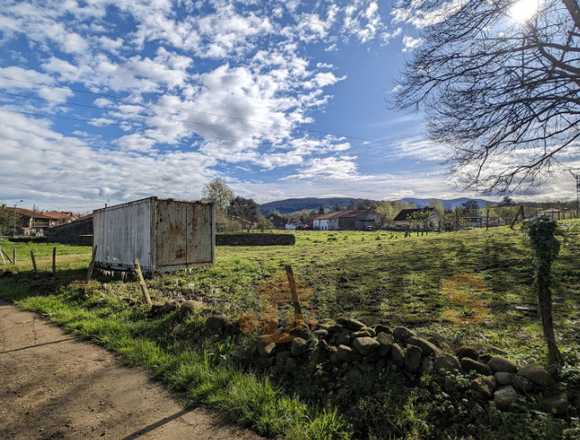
[2,225,580,362]
[1,223,579,439]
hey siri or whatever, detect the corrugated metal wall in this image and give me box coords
[94,198,153,271]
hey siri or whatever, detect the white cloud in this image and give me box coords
[402,35,423,52]
[395,137,452,161]
[0,66,72,105]
[0,108,216,209]
[287,156,359,180]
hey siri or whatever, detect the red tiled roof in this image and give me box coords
[9,208,78,221]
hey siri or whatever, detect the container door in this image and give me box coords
[156,200,188,266]
[187,204,213,263]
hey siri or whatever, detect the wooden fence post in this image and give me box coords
[284,265,303,322]
[30,250,37,273]
[52,247,56,276]
[486,208,490,230]
[4,248,14,264]
[134,258,152,306]
[12,248,16,265]
[86,245,98,282]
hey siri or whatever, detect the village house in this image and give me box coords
[7,208,77,236]
[312,210,380,231]
[392,207,441,230]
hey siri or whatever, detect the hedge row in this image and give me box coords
[216,233,295,246]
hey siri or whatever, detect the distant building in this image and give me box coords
[393,207,441,230]
[7,208,77,236]
[285,222,304,230]
[312,210,380,231]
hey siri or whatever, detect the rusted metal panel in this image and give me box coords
[93,197,214,274]
[155,200,188,266]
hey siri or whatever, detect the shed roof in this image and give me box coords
[393,207,435,222]
[313,209,374,221]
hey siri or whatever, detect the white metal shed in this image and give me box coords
[93,197,215,273]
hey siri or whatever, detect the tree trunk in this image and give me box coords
[537,261,563,368]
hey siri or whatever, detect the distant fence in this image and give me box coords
[217,233,296,246]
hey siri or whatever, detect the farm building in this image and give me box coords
[46,214,94,245]
[393,207,441,230]
[5,207,77,236]
[312,210,380,231]
[93,197,215,274]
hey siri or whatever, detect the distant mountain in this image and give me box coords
[400,197,494,210]
[260,197,369,215]
[260,196,495,215]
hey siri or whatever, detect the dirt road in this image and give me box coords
[0,300,263,440]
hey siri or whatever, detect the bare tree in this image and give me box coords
[395,0,580,191]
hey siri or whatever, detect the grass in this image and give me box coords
[1,221,579,438]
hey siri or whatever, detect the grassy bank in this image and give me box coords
[0,274,350,439]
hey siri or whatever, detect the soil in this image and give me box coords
[0,300,263,440]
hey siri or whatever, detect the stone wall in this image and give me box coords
[149,300,580,419]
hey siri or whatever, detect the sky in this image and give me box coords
[0,0,577,212]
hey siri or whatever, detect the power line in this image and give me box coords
[0,80,382,145]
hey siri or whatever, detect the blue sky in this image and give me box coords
[0,0,573,211]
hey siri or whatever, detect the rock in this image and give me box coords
[377,332,394,347]
[206,314,228,334]
[314,329,329,338]
[518,365,556,388]
[573,394,580,410]
[421,357,434,375]
[405,345,423,373]
[488,356,518,374]
[275,350,291,365]
[352,337,380,356]
[456,346,479,360]
[257,341,276,357]
[375,324,392,334]
[285,357,297,372]
[513,375,535,393]
[494,372,515,386]
[542,392,569,416]
[336,344,354,362]
[337,317,366,331]
[494,386,519,410]
[472,376,496,400]
[393,326,415,343]
[290,337,308,356]
[407,337,441,357]
[434,354,461,373]
[333,331,351,346]
[290,325,311,340]
[391,343,405,367]
[353,329,374,338]
[461,357,492,375]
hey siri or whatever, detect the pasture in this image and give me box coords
[2,224,580,363]
[1,223,579,439]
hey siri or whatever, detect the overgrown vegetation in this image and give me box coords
[1,222,579,438]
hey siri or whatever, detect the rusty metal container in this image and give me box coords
[93,197,215,273]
